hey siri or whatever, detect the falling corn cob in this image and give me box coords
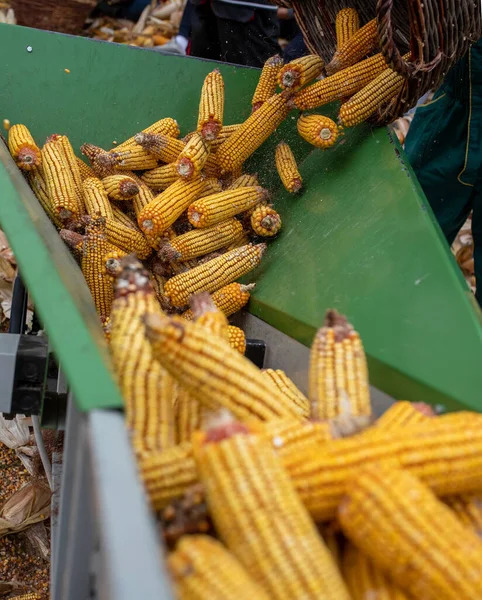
[193,424,351,600]
[373,400,435,430]
[141,162,178,191]
[163,243,265,307]
[191,291,230,341]
[227,325,246,354]
[102,174,139,200]
[181,282,255,319]
[8,124,41,170]
[228,173,259,189]
[275,141,302,193]
[343,542,409,600]
[138,177,205,237]
[144,312,303,422]
[175,387,203,444]
[260,369,310,419]
[134,132,185,163]
[76,156,96,180]
[336,8,360,49]
[210,123,242,151]
[42,140,81,220]
[81,217,114,321]
[294,53,387,110]
[104,218,151,259]
[250,205,282,237]
[197,69,225,141]
[27,166,63,228]
[251,55,284,112]
[83,177,114,219]
[188,186,268,228]
[339,65,406,127]
[326,18,378,75]
[217,92,292,174]
[339,463,482,600]
[113,117,180,152]
[110,256,176,455]
[278,55,325,91]
[444,494,482,535]
[112,205,139,230]
[297,114,340,149]
[175,132,209,179]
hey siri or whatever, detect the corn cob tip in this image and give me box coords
[266,54,284,67]
[45,133,62,143]
[114,254,153,298]
[60,228,84,250]
[157,240,181,262]
[201,120,221,141]
[202,417,250,443]
[240,283,256,292]
[16,145,41,169]
[411,402,436,416]
[119,178,140,198]
[189,291,217,318]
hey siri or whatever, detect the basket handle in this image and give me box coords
[376,0,413,77]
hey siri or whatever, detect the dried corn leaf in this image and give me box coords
[0,481,51,538]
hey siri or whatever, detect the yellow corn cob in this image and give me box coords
[102,174,139,200]
[83,177,114,219]
[202,151,222,178]
[260,369,310,419]
[336,8,360,49]
[104,218,151,259]
[197,177,223,198]
[258,418,332,459]
[42,140,80,220]
[81,142,118,177]
[76,156,96,180]
[110,256,176,455]
[114,117,180,152]
[197,69,224,141]
[339,66,406,127]
[81,217,114,320]
[226,230,250,250]
[125,172,155,218]
[373,400,435,430]
[217,92,292,174]
[250,205,281,237]
[8,595,42,600]
[181,282,255,319]
[228,173,259,189]
[8,124,41,170]
[114,143,159,171]
[297,114,341,149]
[112,205,139,230]
[169,535,270,600]
[227,324,246,354]
[176,132,209,179]
[294,53,387,110]
[141,162,178,191]
[326,18,378,75]
[339,463,482,600]
[188,186,268,228]
[251,54,284,111]
[210,123,242,152]
[45,134,85,212]
[27,165,63,228]
[191,291,230,341]
[275,141,302,193]
[278,55,325,91]
[343,542,409,600]
[321,526,342,570]
[174,387,202,444]
[163,243,265,307]
[144,312,303,422]
[134,131,185,163]
[193,426,351,600]
[103,247,128,281]
[444,494,482,535]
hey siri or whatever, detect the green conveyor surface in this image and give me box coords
[0,24,480,412]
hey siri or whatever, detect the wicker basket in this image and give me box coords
[273,0,481,124]
[11,0,97,35]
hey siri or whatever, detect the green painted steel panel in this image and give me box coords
[0,24,480,412]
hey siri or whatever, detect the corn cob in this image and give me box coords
[444,494,482,535]
[228,173,259,189]
[9,595,42,600]
[343,542,409,600]
[339,66,406,127]
[76,156,96,180]
[202,151,222,178]
[112,205,139,230]
[110,256,176,455]
[217,92,292,174]
[193,425,351,600]
[297,114,340,149]
[294,53,388,110]
[260,369,310,419]
[138,177,205,237]
[144,312,303,422]
[227,324,246,354]
[176,132,209,179]
[188,186,268,228]
[278,55,325,91]
[169,535,270,600]
[126,172,155,218]
[275,141,302,193]
[60,228,84,258]
[175,387,202,444]
[250,205,281,237]
[259,418,332,458]
[226,230,250,250]
[114,117,180,152]
[8,124,41,170]
[321,526,342,570]
[339,463,482,600]
[114,143,159,171]
[197,177,223,198]
[251,54,284,112]
[191,291,230,341]
[326,18,378,75]
[141,162,178,191]
[52,134,85,207]
[181,282,255,319]
[83,177,114,219]
[197,69,224,141]
[134,131,185,163]
[373,400,435,430]
[104,218,151,259]
[103,247,128,281]
[81,143,118,177]
[163,243,265,307]
[81,217,114,320]
[210,123,242,151]
[42,140,81,220]
[27,165,63,228]
[102,174,139,200]
[336,8,360,49]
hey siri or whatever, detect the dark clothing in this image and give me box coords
[94,0,150,21]
[178,0,193,39]
[283,30,308,62]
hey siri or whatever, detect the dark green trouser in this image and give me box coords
[405,41,482,305]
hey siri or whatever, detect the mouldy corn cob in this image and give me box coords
[444,494,482,535]
[191,291,230,341]
[175,132,209,179]
[188,186,268,228]
[76,156,96,180]
[144,312,302,422]
[181,282,255,319]
[193,425,351,600]
[42,140,80,220]
[134,131,185,163]
[60,228,84,258]
[251,54,284,112]
[339,463,482,600]
[336,8,360,49]
[228,173,259,189]
[326,18,378,75]
[260,369,310,419]
[250,205,281,237]
[163,243,266,307]
[373,400,435,430]
[275,141,302,193]
[83,177,114,219]
[278,55,325,91]
[217,92,292,174]
[294,53,387,110]
[227,324,246,354]
[297,114,340,149]
[8,124,41,170]
[197,69,225,141]
[105,218,152,259]
[102,174,139,200]
[103,248,127,281]
[114,117,180,152]
[81,142,118,177]
[175,387,202,444]
[27,166,63,228]
[141,162,178,191]
[110,256,175,455]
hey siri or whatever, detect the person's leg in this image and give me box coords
[190,3,221,61]
[283,31,309,62]
[471,181,482,305]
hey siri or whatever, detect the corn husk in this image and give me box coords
[0,481,51,538]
